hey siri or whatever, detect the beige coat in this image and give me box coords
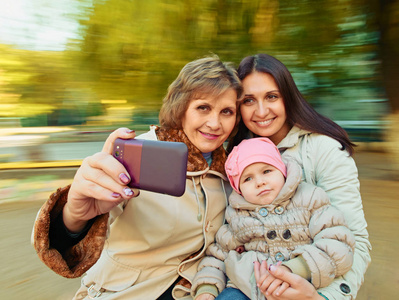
[192,160,355,298]
[32,126,232,299]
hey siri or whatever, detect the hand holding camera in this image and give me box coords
[63,128,138,233]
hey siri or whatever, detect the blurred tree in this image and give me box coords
[378,0,399,112]
[0,0,392,136]
[0,45,54,119]
[72,0,259,107]
[378,0,399,176]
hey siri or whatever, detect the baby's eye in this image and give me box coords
[244,176,252,182]
[263,169,272,174]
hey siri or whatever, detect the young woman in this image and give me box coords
[32,55,242,300]
[227,54,371,300]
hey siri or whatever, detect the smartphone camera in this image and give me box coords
[115,145,121,157]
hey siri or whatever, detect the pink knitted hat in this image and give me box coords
[225,137,287,194]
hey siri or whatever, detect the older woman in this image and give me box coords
[32,55,241,300]
[227,54,371,300]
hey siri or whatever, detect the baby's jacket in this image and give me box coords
[191,160,356,299]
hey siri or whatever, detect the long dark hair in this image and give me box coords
[227,54,355,156]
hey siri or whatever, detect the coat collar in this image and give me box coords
[277,125,311,149]
[248,125,311,150]
[155,127,227,176]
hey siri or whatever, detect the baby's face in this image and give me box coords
[239,162,285,205]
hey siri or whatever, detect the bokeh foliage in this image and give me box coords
[0,0,397,129]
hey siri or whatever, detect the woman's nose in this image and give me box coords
[255,102,269,117]
[206,113,221,129]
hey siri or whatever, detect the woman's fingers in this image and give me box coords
[83,153,139,198]
[258,276,275,294]
[86,152,130,183]
[102,127,136,154]
[274,282,290,297]
[268,264,301,287]
[79,172,134,202]
[254,261,275,293]
[265,278,283,296]
[254,261,269,286]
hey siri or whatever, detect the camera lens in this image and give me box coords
[115,151,119,157]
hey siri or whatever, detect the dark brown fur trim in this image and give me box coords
[33,185,108,278]
[176,277,191,290]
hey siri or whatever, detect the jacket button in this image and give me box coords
[340,283,351,294]
[259,207,268,217]
[275,252,284,262]
[267,230,277,240]
[274,205,284,214]
[282,229,291,239]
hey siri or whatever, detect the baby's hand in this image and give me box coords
[195,293,215,300]
[235,245,245,254]
[254,261,291,297]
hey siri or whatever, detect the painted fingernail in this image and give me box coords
[270,265,276,272]
[123,187,134,196]
[126,129,135,134]
[112,192,121,198]
[119,173,130,184]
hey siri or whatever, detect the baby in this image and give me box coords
[192,137,355,300]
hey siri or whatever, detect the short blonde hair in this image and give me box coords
[159,55,242,129]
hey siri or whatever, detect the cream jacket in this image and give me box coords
[32,126,231,300]
[192,160,355,299]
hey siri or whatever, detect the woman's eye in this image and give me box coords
[267,94,279,101]
[221,108,234,116]
[197,105,209,111]
[242,98,254,105]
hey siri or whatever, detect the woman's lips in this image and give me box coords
[255,118,274,127]
[200,131,219,140]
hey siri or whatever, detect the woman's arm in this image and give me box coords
[311,135,371,299]
[32,128,138,278]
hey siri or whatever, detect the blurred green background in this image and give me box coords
[1,1,399,299]
[0,0,398,139]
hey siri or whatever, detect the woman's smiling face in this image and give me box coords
[182,88,238,153]
[240,72,291,145]
[182,89,237,153]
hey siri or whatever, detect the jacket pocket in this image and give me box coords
[83,251,141,292]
